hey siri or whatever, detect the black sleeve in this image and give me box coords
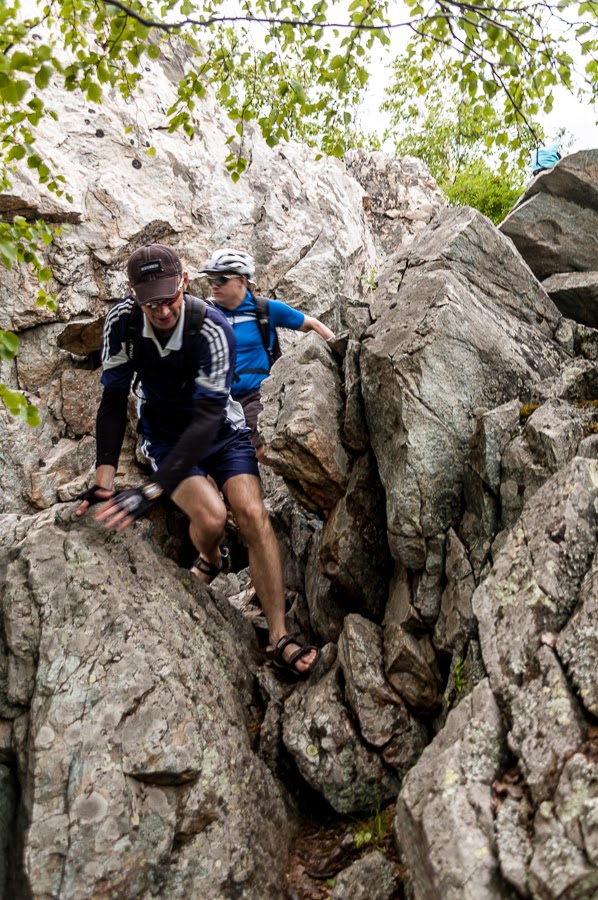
[154,395,226,496]
[95,387,129,468]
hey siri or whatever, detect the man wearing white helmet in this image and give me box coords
[201,249,335,463]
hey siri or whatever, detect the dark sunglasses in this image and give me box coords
[207,274,237,286]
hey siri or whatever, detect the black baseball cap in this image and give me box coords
[127,244,183,306]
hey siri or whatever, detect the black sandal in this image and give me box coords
[268,634,321,679]
[191,546,230,584]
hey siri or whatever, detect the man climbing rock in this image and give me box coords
[201,248,335,463]
[76,243,320,678]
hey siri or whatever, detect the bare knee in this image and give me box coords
[234,497,270,540]
[189,503,227,547]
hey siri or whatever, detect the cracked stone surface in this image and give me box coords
[281,662,399,815]
[394,679,512,900]
[0,508,289,899]
[360,205,564,572]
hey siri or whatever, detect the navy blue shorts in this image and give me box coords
[140,427,259,491]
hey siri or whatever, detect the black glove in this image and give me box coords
[110,482,163,522]
[75,484,111,506]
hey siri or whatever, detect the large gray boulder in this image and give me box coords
[542,271,598,328]
[472,457,598,899]
[395,679,511,900]
[0,507,290,899]
[345,149,445,257]
[360,205,564,571]
[259,334,351,513]
[500,191,598,280]
[473,457,598,706]
[281,662,399,814]
[500,149,598,322]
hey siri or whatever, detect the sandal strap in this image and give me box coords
[192,554,222,583]
[273,634,301,662]
[270,633,321,678]
[192,546,231,584]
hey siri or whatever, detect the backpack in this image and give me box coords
[234,295,282,382]
[125,293,208,389]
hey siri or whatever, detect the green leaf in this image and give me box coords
[20,403,41,427]
[6,144,26,161]
[86,82,102,103]
[147,43,161,60]
[0,386,25,410]
[0,331,19,360]
[34,65,53,90]
[0,77,30,104]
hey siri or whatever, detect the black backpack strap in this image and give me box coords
[183,293,208,378]
[124,299,144,393]
[252,296,272,367]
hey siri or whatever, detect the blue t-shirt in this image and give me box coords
[101,295,246,439]
[216,292,305,397]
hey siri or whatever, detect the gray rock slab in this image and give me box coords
[499,398,588,530]
[361,205,563,571]
[282,662,399,814]
[434,528,477,656]
[342,338,369,452]
[517,149,598,213]
[557,554,598,717]
[319,452,392,617]
[345,148,445,257]
[338,615,426,781]
[542,271,598,328]
[555,753,598,868]
[528,797,598,899]
[330,849,400,900]
[1,510,289,899]
[472,457,598,706]
[501,191,598,280]
[395,679,511,900]
[383,625,443,712]
[260,333,351,514]
[508,647,586,805]
[495,796,534,898]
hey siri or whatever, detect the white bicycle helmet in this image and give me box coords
[201,248,255,277]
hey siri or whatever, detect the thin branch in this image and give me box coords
[96,0,405,32]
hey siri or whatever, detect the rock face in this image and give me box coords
[345,150,444,257]
[395,679,510,900]
[361,205,563,572]
[1,509,288,899]
[501,149,598,326]
[3,18,598,898]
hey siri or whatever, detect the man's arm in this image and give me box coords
[298,315,335,340]
[75,385,129,516]
[76,300,134,517]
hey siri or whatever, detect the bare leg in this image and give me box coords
[172,475,227,583]
[223,473,317,673]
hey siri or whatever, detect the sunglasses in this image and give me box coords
[139,278,184,309]
[207,274,238,286]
